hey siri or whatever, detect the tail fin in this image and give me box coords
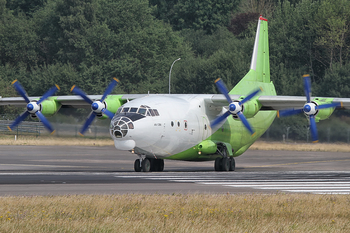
[250,16,270,83]
[230,16,273,95]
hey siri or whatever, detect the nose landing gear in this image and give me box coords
[134,157,164,172]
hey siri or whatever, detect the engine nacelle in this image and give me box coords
[313,98,336,122]
[242,99,261,118]
[40,98,61,117]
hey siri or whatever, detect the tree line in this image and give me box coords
[1,0,350,140]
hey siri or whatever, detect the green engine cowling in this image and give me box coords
[98,95,124,119]
[40,98,61,117]
[242,99,262,118]
[313,98,336,122]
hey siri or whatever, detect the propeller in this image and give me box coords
[277,74,342,143]
[8,80,60,134]
[71,78,119,135]
[211,78,262,135]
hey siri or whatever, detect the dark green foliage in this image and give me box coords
[150,0,240,34]
[228,12,260,36]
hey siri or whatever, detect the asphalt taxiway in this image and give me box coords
[0,145,350,195]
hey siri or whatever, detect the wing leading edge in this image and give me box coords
[2,94,350,110]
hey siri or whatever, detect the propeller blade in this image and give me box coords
[102,108,115,119]
[37,85,60,105]
[277,108,304,118]
[70,85,93,105]
[239,87,262,105]
[309,115,318,143]
[79,112,96,135]
[210,111,231,128]
[303,74,312,103]
[101,78,119,102]
[316,102,342,110]
[12,80,30,103]
[237,111,255,135]
[215,78,232,104]
[36,111,55,133]
[8,111,30,131]
[71,78,120,135]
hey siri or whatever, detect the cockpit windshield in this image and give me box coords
[116,105,159,117]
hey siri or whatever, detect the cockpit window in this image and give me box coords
[153,109,159,116]
[149,109,155,116]
[118,106,160,117]
[130,107,138,113]
[138,108,147,115]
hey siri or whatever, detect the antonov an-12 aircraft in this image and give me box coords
[1,16,350,172]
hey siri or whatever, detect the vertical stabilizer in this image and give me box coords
[250,16,270,83]
[230,16,274,96]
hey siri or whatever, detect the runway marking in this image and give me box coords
[116,173,350,194]
[245,159,350,168]
[0,164,88,168]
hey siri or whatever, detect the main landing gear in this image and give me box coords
[134,157,164,172]
[214,144,235,172]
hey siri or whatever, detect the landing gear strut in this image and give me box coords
[214,144,235,172]
[134,157,164,172]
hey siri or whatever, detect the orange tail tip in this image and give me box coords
[312,140,319,143]
[78,132,84,137]
[303,74,310,78]
[7,126,12,131]
[214,78,221,83]
[70,85,76,92]
[50,130,56,135]
[251,132,256,137]
[55,84,60,90]
[259,87,264,92]
[11,79,18,85]
[277,110,280,118]
[113,77,120,82]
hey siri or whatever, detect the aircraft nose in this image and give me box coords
[110,116,134,139]
[114,139,135,150]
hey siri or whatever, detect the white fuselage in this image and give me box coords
[109,95,214,158]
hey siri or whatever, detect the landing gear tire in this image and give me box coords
[150,159,164,172]
[141,158,151,172]
[214,157,221,171]
[229,157,235,171]
[134,159,141,172]
[221,157,230,172]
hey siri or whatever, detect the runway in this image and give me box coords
[0,145,350,195]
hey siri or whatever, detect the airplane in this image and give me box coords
[1,16,350,172]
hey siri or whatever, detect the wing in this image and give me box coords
[208,94,350,110]
[3,94,350,110]
[0,94,149,108]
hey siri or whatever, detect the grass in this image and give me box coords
[250,140,350,152]
[0,135,114,147]
[0,194,349,232]
[1,135,350,152]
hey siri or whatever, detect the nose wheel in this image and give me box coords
[134,158,164,172]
